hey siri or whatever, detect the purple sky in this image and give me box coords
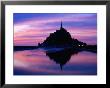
[14,13,97,46]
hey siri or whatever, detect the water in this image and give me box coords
[14,48,97,75]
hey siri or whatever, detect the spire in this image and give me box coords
[60,21,63,29]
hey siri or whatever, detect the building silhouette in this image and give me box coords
[38,21,87,48]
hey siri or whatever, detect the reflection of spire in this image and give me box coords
[60,64,63,70]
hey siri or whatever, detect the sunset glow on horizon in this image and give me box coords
[14,13,97,46]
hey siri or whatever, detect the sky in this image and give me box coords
[14,13,97,46]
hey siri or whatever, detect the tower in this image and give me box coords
[60,21,63,29]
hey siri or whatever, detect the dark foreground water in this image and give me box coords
[14,48,97,75]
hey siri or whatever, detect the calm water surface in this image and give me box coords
[14,48,97,75]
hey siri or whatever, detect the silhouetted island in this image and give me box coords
[38,22,87,48]
[37,22,97,53]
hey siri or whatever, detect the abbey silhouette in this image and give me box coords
[38,22,87,48]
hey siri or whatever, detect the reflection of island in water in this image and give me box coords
[14,21,97,71]
[45,48,79,70]
[45,47,96,70]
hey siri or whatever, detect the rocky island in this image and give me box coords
[37,22,96,53]
[38,22,87,48]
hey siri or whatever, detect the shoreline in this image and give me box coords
[14,45,97,53]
